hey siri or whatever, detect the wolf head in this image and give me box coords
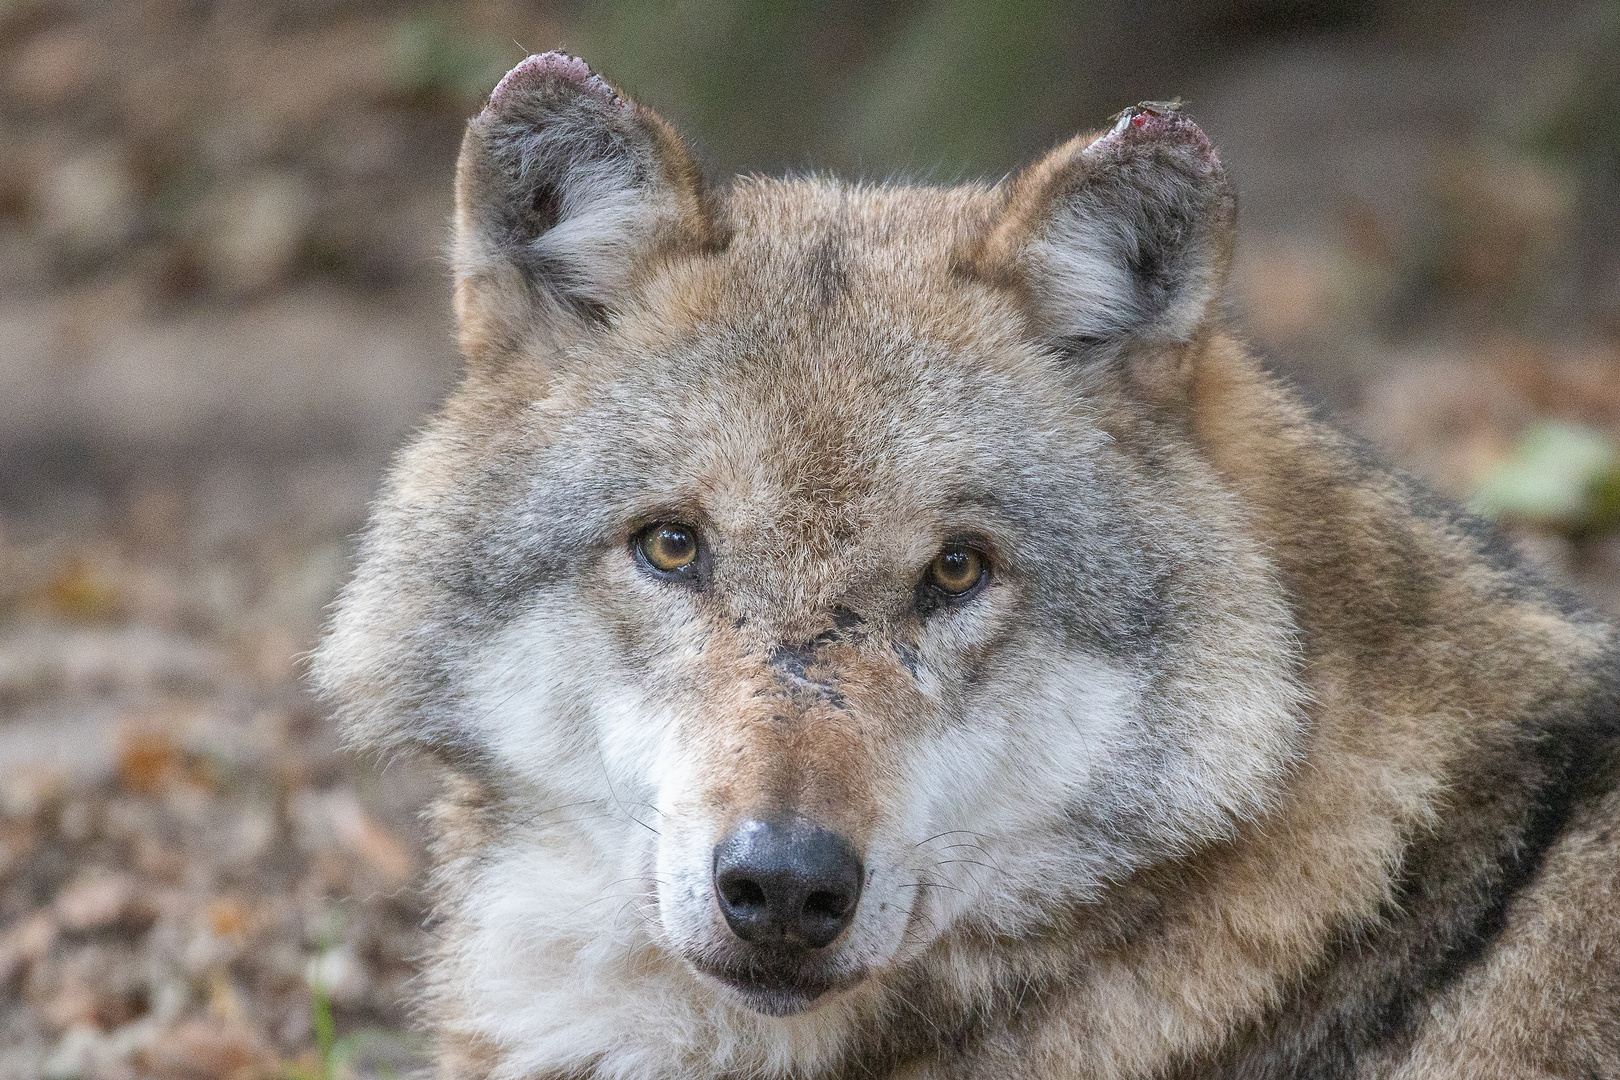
[315,53,1305,1070]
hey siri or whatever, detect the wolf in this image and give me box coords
[313,52,1620,1079]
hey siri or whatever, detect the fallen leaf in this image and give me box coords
[41,555,126,623]
[138,1021,271,1080]
[116,731,183,796]
[1472,420,1620,536]
[206,898,250,938]
[54,873,155,934]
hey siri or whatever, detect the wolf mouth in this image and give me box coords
[693,957,865,1016]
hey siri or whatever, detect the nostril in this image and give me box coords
[803,889,852,921]
[718,874,767,910]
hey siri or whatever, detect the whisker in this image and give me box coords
[558,890,650,921]
[931,858,999,874]
[895,881,964,894]
[888,989,947,1041]
[593,735,660,836]
[913,829,988,849]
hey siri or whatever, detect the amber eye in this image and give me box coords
[637,523,701,576]
[926,545,986,596]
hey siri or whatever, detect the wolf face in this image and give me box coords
[315,54,1311,1073]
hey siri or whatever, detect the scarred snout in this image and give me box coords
[714,819,863,949]
[654,613,919,1013]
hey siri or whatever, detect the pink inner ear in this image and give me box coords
[487,51,622,111]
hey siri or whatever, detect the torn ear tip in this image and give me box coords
[1108,98,1180,121]
[1091,100,1215,156]
[486,51,625,111]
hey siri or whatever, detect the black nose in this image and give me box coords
[713,820,863,949]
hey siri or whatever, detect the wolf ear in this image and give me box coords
[451,53,722,363]
[965,104,1236,361]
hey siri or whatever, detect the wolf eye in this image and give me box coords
[636,523,701,577]
[926,545,986,597]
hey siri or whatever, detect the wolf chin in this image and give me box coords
[314,52,1620,1080]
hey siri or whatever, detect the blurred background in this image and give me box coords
[2,0,1618,1076]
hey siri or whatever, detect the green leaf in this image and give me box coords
[1471,420,1620,535]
